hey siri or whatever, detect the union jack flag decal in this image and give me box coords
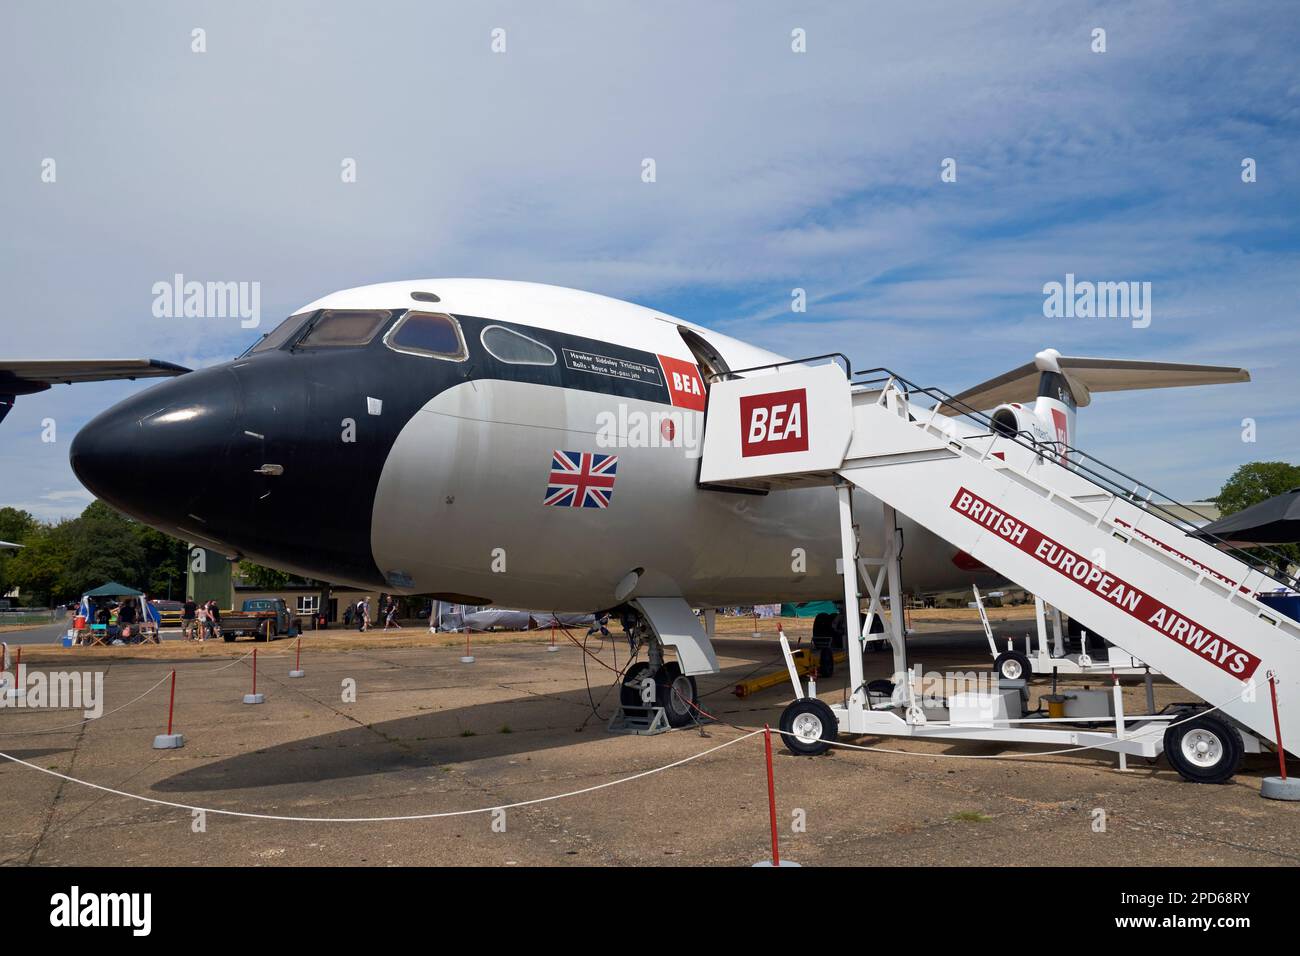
[544,450,618,509]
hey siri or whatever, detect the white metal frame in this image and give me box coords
[973,587,1160,678]
[779,487,1173,763]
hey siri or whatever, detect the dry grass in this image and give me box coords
[12,605,1037,665]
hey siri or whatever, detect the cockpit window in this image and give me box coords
[250,311,315,354]
[383,311,467,360]
[480,325,556,366]
[295,309,395,349]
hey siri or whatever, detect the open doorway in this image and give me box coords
[677,327,733,384]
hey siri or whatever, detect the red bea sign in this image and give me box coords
[740,388,809,457]
[657,355,707,411]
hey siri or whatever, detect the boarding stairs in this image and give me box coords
[698,360,1300,753]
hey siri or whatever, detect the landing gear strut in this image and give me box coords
[611,612,701,732]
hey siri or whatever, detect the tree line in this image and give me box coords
[0,501,189,606]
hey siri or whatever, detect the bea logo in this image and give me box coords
[740,388,808,457]
[657,354,707,411]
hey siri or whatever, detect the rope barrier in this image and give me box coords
[0,671,174,737]
[0,729,763,823]
[679,672,1261,761]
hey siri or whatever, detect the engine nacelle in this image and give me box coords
[989,403,1054,445]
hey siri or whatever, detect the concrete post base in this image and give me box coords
[243,693,265,704]
[1261,776,1300,801]
[153,733,185,749]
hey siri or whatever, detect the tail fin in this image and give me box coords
[945,348,1250,448]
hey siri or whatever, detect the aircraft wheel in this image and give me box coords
[620,662,653,708]
[817,647,835,678]
[656,662,699,727]
[993,651,1031,682]
[1163,713,1243,784]
[779,698,838,756]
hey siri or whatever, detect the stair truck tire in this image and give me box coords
[779,698,838,756]
[993,650,1032,682]
[1163,712,1244,784]
[655,661,699,728]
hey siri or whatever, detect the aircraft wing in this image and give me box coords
[0,359,190,395]
[945,352,1249,412]
[0,359,190,423]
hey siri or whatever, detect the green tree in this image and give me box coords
[1214,461,1300,517]
[4,524,67,605]
[134,524,189,600]
[6,500,192,606]
[1214,461,1300,568]
[237,562,294,590]
[0,507,37,596]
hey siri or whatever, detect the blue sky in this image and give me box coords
[1,1,1297,520]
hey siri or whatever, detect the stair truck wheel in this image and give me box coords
[223,632,235,643]
[656,661,699,728]
[993,650,1031,682]
[620,662,653,708]
[1163,712,1243,783]
[779,698,838,756]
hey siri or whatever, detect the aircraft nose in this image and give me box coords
[70,367,239,528]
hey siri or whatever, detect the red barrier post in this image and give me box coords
[764,724,780,867]
[243,647,266,704]
[153,668,184,748]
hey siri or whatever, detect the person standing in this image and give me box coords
[205,600,222,640]
[384,598,399,630]
[194,601,208,643]
[182,595,198,641]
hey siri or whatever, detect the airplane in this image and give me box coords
[52,279,1248,725]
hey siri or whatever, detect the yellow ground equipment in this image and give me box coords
[734,648,847,698]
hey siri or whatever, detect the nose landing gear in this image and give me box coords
[609,610,704,734]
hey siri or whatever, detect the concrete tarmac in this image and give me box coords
[0,617,1294,867]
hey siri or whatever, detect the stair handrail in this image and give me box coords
[852,366,1298,591]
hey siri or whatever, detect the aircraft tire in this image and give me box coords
[817,647,835,679]
[656,662,699,728]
